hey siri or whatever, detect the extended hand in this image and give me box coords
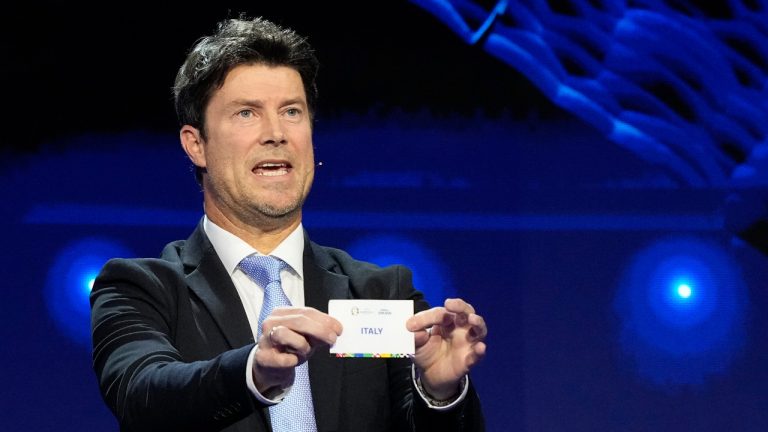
[252,306,342,394]
[406,298,487,400]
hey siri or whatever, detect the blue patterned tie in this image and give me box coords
[239,255,317,432]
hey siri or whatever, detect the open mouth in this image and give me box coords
[253,161,292,176]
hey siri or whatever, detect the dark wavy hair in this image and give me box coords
[173,16,319,183]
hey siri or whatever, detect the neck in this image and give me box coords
[204,202,301,255]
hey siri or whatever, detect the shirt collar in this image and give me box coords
[203,215,304,279]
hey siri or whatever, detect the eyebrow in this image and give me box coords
[282,98,307,108]
[227,98,307,108]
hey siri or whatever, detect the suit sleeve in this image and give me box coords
[90,258,261,432]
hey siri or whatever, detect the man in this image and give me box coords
[91,16,487,431]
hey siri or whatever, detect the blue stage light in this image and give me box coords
[345,234,455,308]
[45,238,133,347]
[615,236,748,386]
[676,283,692,299]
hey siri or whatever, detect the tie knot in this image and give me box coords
[239,255,287,287]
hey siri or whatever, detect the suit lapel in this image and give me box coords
[180,224,351,430]
[182,221,255,349]
[304,237,350,432]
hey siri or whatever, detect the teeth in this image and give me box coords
[254,162,289,176]
[258,168,288,176]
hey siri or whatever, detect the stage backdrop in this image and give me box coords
[3,2,767,431]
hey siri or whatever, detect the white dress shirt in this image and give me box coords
[204,216,304,403]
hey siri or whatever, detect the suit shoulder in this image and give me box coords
[310,242,416,293]
[97,239,188,285]
[315,244,403,274]
[310,242,429,305]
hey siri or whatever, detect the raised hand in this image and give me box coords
[406,298,487,400]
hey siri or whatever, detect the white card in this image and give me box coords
[328,299,415,358]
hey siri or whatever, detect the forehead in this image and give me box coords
[214,63,306,102]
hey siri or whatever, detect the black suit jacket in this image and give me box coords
[91,222,484,431]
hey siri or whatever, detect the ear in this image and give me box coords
[180,125,207,169]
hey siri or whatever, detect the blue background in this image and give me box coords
[3,2,767,431]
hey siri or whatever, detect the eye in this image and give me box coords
[285,107,301,117]
[237,109,254,118]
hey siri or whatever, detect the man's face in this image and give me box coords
[184,64,315,229]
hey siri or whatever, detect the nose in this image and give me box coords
[261,113,286,146]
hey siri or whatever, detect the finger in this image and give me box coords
[251,345,300,396]
[262,316,336,347]
[269,305,339,322]
[464,341,487,368]
[467,314,487,341]
[444,298,475,315]
[474,341,486,358]
[270,307,344,335]
[262,310,342,345]
[454,310,469,327]
[406,307,447,332]
[267,326,312,360]
[257,328,313,368]
[413,327,432,347]
[254,342,302,369]
[439,310,457,332]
